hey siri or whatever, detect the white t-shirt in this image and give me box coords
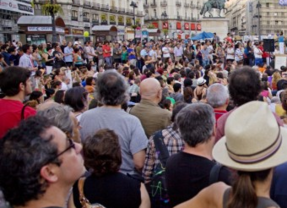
[226,47,235,60]
[162,47,170,58]
[254,46,262,58]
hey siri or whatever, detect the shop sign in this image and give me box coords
[110,15,116,24]
[162,22,168,29]
[118,16,124,25]
[176,22,181,30]
[184,23,189,30]
[71,29,83,35]
[191,23,195,30]
[0,0,34,15]
[197,24,201,31]
[152,22,158,28]
[142,30,149,38]
[27,26,64,33]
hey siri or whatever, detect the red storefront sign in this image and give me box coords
[184,23,189,30]
[176,22,181,30]
[152,22,159,28]
[190,23,201,31]
[162,22,169,29]
[191,23,195,30]
[185,34,190,39]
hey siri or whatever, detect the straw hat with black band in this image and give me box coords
[213,101,287,171]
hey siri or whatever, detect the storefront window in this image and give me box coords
[26,34,46,45]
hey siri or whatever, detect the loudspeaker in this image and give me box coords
[263,39,275,52]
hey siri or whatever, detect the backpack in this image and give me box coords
[146,130,170,208]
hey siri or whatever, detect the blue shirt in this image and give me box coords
[278,36,284,43]
[271,162,287,208]
[64,46,73,62]
[127,48,136,60]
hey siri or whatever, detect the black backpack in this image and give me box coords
[146,130,170,208]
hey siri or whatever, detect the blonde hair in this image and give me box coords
[272,71,281,86]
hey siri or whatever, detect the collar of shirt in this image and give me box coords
[140,99,159,107]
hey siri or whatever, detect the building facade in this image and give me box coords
[0,0,34,42]
[143,0,205,39]
[226,0,287,37]
[33,0,145,42]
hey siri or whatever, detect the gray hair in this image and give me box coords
[176,103,215,147]
[37,105,74,136]
[206,83,229,108]
[95,70,129,106]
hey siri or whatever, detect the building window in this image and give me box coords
[274,12,278,16]
[266,3,269,7]
[267,12,270,16]
[275,20,279,25]
[267,21,270,25]
[72,10,78,17]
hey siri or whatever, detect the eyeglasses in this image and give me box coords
[47,138,76,164]
[56,138,76,158]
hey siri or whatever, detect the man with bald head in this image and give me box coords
[130,78,172,138]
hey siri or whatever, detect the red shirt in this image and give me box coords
[0,99,36,138]
[102,45,111,58]
[214,109,227,122]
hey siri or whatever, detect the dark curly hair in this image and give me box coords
[83,129,122,177]
[95,70,129,106]
[228,67,261,106]
[64,87,88,112]
[0,66,31,96]
[0,115,61,206]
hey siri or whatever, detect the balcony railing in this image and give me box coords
[110,6,118,12]
[92,19,99,24]
[177,15,182,20]
[150,3,157,7]
[101,4,109,11]
[83,17,90,22]
[71,16,78,21]
[190,4,195,8]
[143,3,149,8]
[72,0,80,5]
[95,3,100,9]
[137,11,143,16]
[126,9,133,14]
[184,2,190,7]
[118,8,125,13]
[160,1,167,7]
[84,0,91,7]
[176,1,182,7]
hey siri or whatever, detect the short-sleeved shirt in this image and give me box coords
[0,99,36,138]
[165,152,231,207]
[73,173,141,208]
[127,48,136,60]
[102,45,111,58]
[80,107,148,174]
[271,162,287,208]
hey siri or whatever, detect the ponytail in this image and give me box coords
[227,169,271,208]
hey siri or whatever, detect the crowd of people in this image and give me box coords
[0,32,287,208]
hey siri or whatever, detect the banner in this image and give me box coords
[162,22,168,29]
[176,22,181,30]
[184,23,189,30]
[0,0,34,15]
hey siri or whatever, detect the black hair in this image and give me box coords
[229,67,261,106]
[54,90,65,104]
[0,66,31,96]
[0,115,60,206]
[22,44,31,53]
[64,87,88,112]
[173,83,181,93]
[29,91,43,103]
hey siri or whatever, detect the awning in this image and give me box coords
[17,16,65,27]
[92,25,117,32]
[92,25,117,36]
[147,29,161,36]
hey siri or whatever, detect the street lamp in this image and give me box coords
[130,1,138,41]
[256,0,262,41]
[161,11,168,19]
[50,0,57,43]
